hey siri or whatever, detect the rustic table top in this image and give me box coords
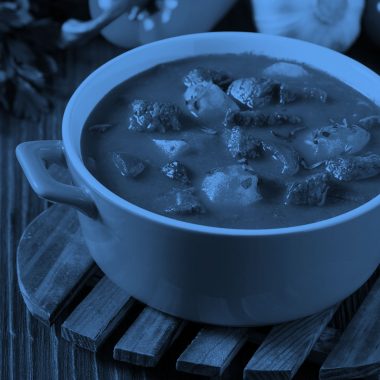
[1,2,380,379]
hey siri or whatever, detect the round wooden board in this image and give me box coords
[16,204,380,379]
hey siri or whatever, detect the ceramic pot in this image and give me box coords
[16,32,380,326]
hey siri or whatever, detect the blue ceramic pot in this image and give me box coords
[16,32,380,326]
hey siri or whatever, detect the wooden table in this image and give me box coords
[1,2,379,379]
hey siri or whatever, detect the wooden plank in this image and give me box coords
[247,326,341,366]
[61,276,134,352]
[176,326,247,377]
[244,306,337,380]
[113,306,184,367]
[320,277,380,379]
[331,267,380,330]
[17,204,95,325]
[309,327,342,364]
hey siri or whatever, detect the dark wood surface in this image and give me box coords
[61,276,135,352]
[18,202,377,380]
[113,306,184,367]
[18,202,380,380]
[320,277,380,379]
[244,306,337,380]
[1,1,380,379]
[176,326,248,377]
[17,204,95,325]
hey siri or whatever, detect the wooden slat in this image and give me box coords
[17,204,95,325]
[330,267,380,330]
[244,306,337,380]
[309,327,342,364]
[113,307,184,367]
[176,326,247,377]
[248,326,341,366]
[320,277,380,379]
[61,277,134,352]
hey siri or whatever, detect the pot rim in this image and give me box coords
[62,31,380,237]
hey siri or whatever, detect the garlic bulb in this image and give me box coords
[252,0,365,52]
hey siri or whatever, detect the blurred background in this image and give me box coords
[0,0,379,123]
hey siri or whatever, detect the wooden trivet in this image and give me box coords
[17,203,380,379]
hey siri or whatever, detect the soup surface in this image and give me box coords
[81,54,380,229]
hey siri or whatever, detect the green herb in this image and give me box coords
[0,1,60,120]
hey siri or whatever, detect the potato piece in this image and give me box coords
[201,165,262,207]
[263,62,310,78]
[261,141,300,176]
[293,121,370,166]
[184,82,239,120]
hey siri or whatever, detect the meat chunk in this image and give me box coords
[84,157,96,172]
[201,165,262,207]
[285,173,330,206]
[200,127,218,135]
[89,123,113,133]
[325,154,380,181]
[181,130,215,152]
[293,121,370,166]
[224,109,268,128]
[357,115,380,130]
[112,152,145,178]
[225,127,261,159]
[267,112,302,126]
[224,109,301,128]
[184,82,239,120]
[183,67,232,89]
[302,87,328,103]
[263,62,310,78]
[152,139,190,159]
[159,188,204,215]
[227,77,279,108]
[328,187,370,204]
[128,99,182,133]
[279,84,298,105]
[271,127,306,143]
[161,161,190,184]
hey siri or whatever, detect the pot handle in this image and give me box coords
[16,140,97,218]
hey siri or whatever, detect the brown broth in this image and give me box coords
[81,54,380,229]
